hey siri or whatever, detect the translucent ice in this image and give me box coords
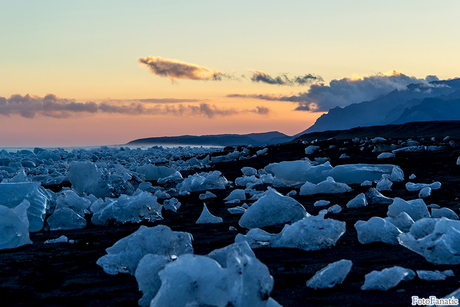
[406,181,441,192]
[136,164,176,181]
[92,191,163,226]
[305,145,320,155]
[385,212,414,233]
[264,160,333,187]
[199,191,217,200]
[196,203,223,224]
[300,177,352,196]
[177,171,228,193]
[135,254,170,307]
[239,188,308,229]
[0,182,48,232]
[398,217,460,264]
[355,217,402,245]
[418,187,431,198]
[0,201,32,250]
[416,270,452,281]
[431,207,459,220]
[376,177,392,191]
[361,266,415,290]
[346,193,367,209]
[387,197,430,221]
[224,189,246,201]
[306,259,353,289]
[47,207,87,231]
[97,225,193,275]
[67,161,111,198]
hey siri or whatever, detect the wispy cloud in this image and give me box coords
[138,56,230,81]
[249,70,322,86]
[0,94,270,119]
[229,70,439,112]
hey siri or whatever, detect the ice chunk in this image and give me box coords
[385,212,414,233]
[91,191,162,226]
[457,157,460,165]
[228,206,246,214]
[0,201,32,250]
[339,153,350,159]
[241,166,257,176]
[355,217,401,245]
[328,164,402,184]
[135,254,170,307]
[418,187,431,198]
[409,218,438,239]
[327,204,342,214]
[387,197,430,221]
[365,188,393,205]
[346,193,367,209]
[44,235,70,244]
[224,189,246,201]
[377,152,394,159]
[300,177,352,196]
[314,200,330,207]
[376,177,392,191]
[177,171,228,193]
[67,161,111,198]
[136,164,176,181]
[398,217,460,264]
[306,259,353,289]
[239,188,308,229]
[97,225,193,275]
[47,207,87,231]
[0,182,48,232]
[305,145,320,155]
[416,270,451,281]
[264,160,333,187]
[406,181,441,191]
[199,191,217,200]
[409,174,416,180]
[55,189,91,217]
[361,180,373,186]
[361,266,415,290]
[196,203,223,224]
[163,198,181,213]
[431,207,459,220]
[256,148,268,155]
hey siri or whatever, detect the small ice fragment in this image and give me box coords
[306,259,353,289]
[196,203,223,224]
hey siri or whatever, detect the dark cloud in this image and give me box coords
[229,71,440,112]
[0,94,270,119]
[138,56,228,81]
[249,70,322,86]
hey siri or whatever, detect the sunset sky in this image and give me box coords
[1,1,459,147]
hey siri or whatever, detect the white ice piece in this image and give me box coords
[199,191,217,200]
[385,212,414,233]
[305,145,320,155]
[177,171,228,193]
[416,270,452,281]
[47,207,87,231]
[300,177,352,196]
[346,193,367,209]
[0,182,48,232]
[67,161,110,198]
[377,152,395,159]
[306,259,353,289]
[44,235,70,244]
[431,207,459,220]
[387,197,430,221]
[264,160,332,187]
[314,200,330,207]
[91,191,163,226]
[135,254,170,307]
[361,266,415,290]
[224,189,246,202]
[241,167,257,176]
[196,203,223,224]
[136,164,176,181]
[418,187,432,198]
[376,177,392,191]
[0,201,32,250]
[238,188,308,229]
[237,215,346,252]
[398,217,460,264]
[327,204,342,214]
[163,198,181,213]
[97,225,193,275]
[406,182,441,192]
[355,217,401,245]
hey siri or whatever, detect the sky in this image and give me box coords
[1,0,459,147]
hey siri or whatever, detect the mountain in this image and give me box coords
[297,78,460,136]
[127,131,292,147]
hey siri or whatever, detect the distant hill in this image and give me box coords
[297,78,460,135]
[293,120,460,143]
[127,131,292,147]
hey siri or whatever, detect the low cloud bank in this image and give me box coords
[0,94,270,119]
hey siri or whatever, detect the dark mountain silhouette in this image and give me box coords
[127,131,292,146]
[298,78,460,135]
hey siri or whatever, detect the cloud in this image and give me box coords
[138,56,229,81]
[229,70,439,112]
[0,94,270,119]
[249,70,323,86]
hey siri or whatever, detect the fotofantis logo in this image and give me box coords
[411,296,459,306]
